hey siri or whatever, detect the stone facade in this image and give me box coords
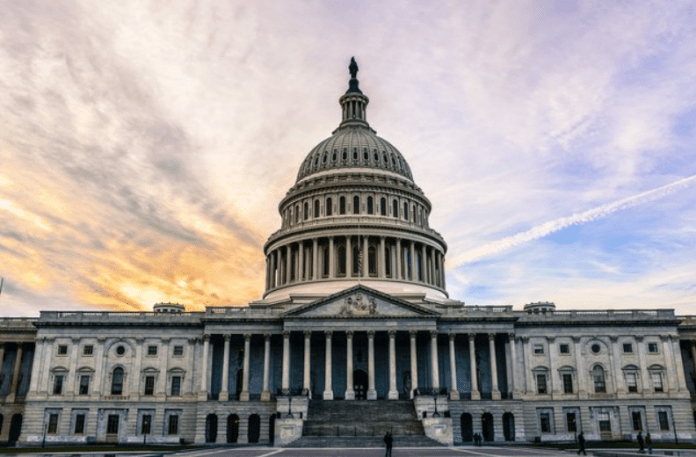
[2,61,696,447]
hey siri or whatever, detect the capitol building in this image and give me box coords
[1,60,695,447]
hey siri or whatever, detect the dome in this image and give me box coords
[296,128,413,182]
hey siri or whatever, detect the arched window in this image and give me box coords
[353,149,358,160]
[367,196,374,214]
[412,204,416,222]
[326,197,333,216]
[353,196,360,214]
[339,196,346,215]
[404,202,409,220]
[314,199,320,218]
[593,365,606,393]
[343,149,348,160]
[111,367,124,395]
[294,204,299,224]
[363,150,369,160]
[393,199,399,218]
[380,198,387,216]
[303,202,308,220]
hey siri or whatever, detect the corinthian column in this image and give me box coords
[261,334,271,401]
[346,236,353,278]
[410,331,418,398]
[303,331,311,396]
[220,334,230,401]
[449,334,460,400]
[282,331,290,393]
[396,239,402,279]
[430,331,440,390]
[345,331,355,400]
[199,335,210,400]
[240,334,251,401]
[329,237,335,279]
[367,331,377,400]
[323,331,333,400]
[469,334,480,400]
[489,333,501,400]
[379,237,386,278]
[388,330,398,399]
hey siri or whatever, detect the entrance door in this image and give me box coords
[206,414,218,443]
[503,412,515,441]
[481,412,494,442]
[8,414,22,444]
[460,413,473,442]
[354,370,368,400]
[106,414,119,443]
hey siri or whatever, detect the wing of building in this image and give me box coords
[1,60,696,447]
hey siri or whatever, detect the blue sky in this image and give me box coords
[1,0,695,316]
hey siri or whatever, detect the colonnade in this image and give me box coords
[0,342,28,402]
[199,331,511,401]
[266,235,445,291]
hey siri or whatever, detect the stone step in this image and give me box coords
[287,435,444,448]
[303,421,424,437]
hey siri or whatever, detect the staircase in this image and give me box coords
[287,400,443,447]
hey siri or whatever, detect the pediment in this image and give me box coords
[283,285,439,318]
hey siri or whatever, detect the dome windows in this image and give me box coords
[367,196,374,214]
[393,199,399,218]
[403,202,409,220]
[380,198,387,216]
[326,197,333,216]
[339,196,346,215]
[343,149,348,161]
[353,196,360,214]
[314,200,320,218]
[364,150,369,161]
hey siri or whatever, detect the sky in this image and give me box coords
[1,0,695,316]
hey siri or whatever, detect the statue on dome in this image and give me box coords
[349,57,358,79]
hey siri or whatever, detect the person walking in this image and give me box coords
[637,431,645,452]
[577,431,587,456]
[645,433,652,454]
[384,431,393,457]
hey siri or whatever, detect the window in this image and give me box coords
[566,412,577,433]
[562,373,573,394]
[626,372,638,393]
[144,376,155,395]
[83,345,93,356]
[658,411,670,431]
[79,375,90,395]
[367,196,373,214]
[593,365,606,393]
[173,345,184,356]
[141,414,152,435]
[598,412,611,432]
[632,411,642,431]
[403,202,409,220]
[339,196,346,214]
[107,414,119,434]
[326,197,332,216]
[74,414,85,434]
[314,199,320,218]
[294,204,299,223]
[540,413,551,433]
[168,415,179,435]
[116,345,125,356]
[534,344,544,355]
[57,345,68,355]
[353,195,360,214]
[392,199,398,218]
[648,342,658,353]
[171,376,181,396]
[147,345,158,356]
[380,197,387,216]
[591,343,601,354]
[111,367,124,395]
[536,373,547,394]
[559,344,570,354]
[623,343,633,353]
[303,202,308,220]
[651,371,663,392]
[47,413,59,434]
[53,374,64,395]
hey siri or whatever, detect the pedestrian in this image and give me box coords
[637,431,644,452]
[645,433,652,454]
[384,431,393,457]
[577,431,586,456]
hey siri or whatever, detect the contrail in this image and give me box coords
[449,173,696,269]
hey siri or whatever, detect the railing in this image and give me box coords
[456,306,513,313]
[40,311,204,322]
[529,309,674,319]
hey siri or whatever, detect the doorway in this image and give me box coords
[460,413,473,442]
[227,414,239,443]
[503,412,515,441]
[354,369,368,400]
[9,414,22,444]
[481,412,494,442]
[206,414,218,443]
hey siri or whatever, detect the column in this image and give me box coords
[436,252,443,287]
[261,334,271,401]
[282,331,290,393]
[396,239,402,279]
[508,334,519,396]
[158,337,170,396]
[449,334,460,400]
[691,342,696,387]
[410,331,418,398]
[441,254,446,289]
[220,334,231,401]
[298,242,304,281]
[429,249,435,284]
[661,335,676,392]
[65,338,79,395]
[278,249,285,285]
[388,330,398,399]
[323,331,334,400]
[312,239,319,280]
[489,334,501,400]
[609,336,624,394]
[409,241,416,280]
[270,251,277,288]
[7,343,24,402]
[574,336,587,398]
[346,236,353,278]
[367,331,377,399]
[328,237,335,279]
[421,244,427,282]
[379,236,386,278]
[430,331,440,390]
[671,336,687,392]
[199,334,210,399]
[469,334,480,400]
[265,256,270,290]
[362,236,369,277]
[285,245,292,283]
[345,331,355,400]
[90,338,102,396]
[240,334,251,401]
[303,331,311,396]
